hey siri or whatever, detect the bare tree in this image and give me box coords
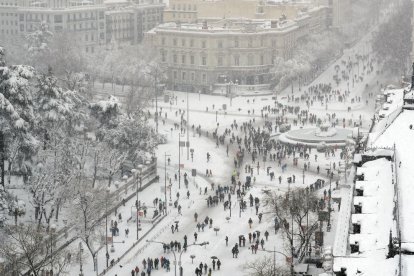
[264,188,319,262]
[70,176,111,271]
[243,256,290,276]
[0,223,72,276]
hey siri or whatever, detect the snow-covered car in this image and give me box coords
[279,124,291,133]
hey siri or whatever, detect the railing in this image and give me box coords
[98,214,167,276]
[12,160,158,276]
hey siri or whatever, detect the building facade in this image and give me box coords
[146,9,328,93]
[16,0,107,53]
[163,0,329,23]
[105,0,164,46]
[0,0,164,51]
[330,0,351,31]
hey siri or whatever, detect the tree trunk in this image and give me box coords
[0,131,4,188]
[7,159,12,186]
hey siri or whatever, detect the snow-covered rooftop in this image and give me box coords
[334,158,397,274]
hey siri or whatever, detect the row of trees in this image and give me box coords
[270,29,344,92]
[372,0,412,75]
[0,22,160,274]
[270,0,383,93]
[243,188,320,276]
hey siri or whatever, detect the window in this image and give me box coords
[173,38,177,46]
[190,55,194,65]
[161,51,166,62]
[248,38,253,48]
[174,71,177,79]
[248,54,253,66]
[202,56,206,66]
[182,55,186,64]
[182,71,186,81]
[181,39,185,46]
[161,37,165,45]
[190,39,194,47]
[260,55,264,65]
[99,11,104,19]
[202,74,206,83]
[173,54,177,63]
[54,15,62,23]
[234,56,239,66]
[260,38,264,47]
[201,40,206,48]
[85,34,88,41]
[217,40,222,48]
[218,56,223,66]
[234,38,239,48]
[191,72,195,81]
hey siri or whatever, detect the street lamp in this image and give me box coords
[105,188,110,268]
[79,242,84,276]
[239,196,244,218]
[132,165,143,241]
[178,133,185,189]
[228,193,232,218]
[146,240,209,276]
[165,152,171,213]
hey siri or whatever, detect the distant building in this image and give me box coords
[105,0,164,46]
[146,8,328,93]
[15,0,107,53]
[163,0,341,31]
[0,0,165,51]
[329,0,351,32]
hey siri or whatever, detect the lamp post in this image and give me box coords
[165,153,171,213]
[79,242,84,276]
[239,196,244,218]
[146,240,209,276]
[178,134,185,189]
[155,77,158,134]
[132,166,143,241]
[327,164,333,231]
[229,193,232,218]
[302,168,305,184]
[186,87,190,161]
[288,181,294,276]
[105,189,110,268]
